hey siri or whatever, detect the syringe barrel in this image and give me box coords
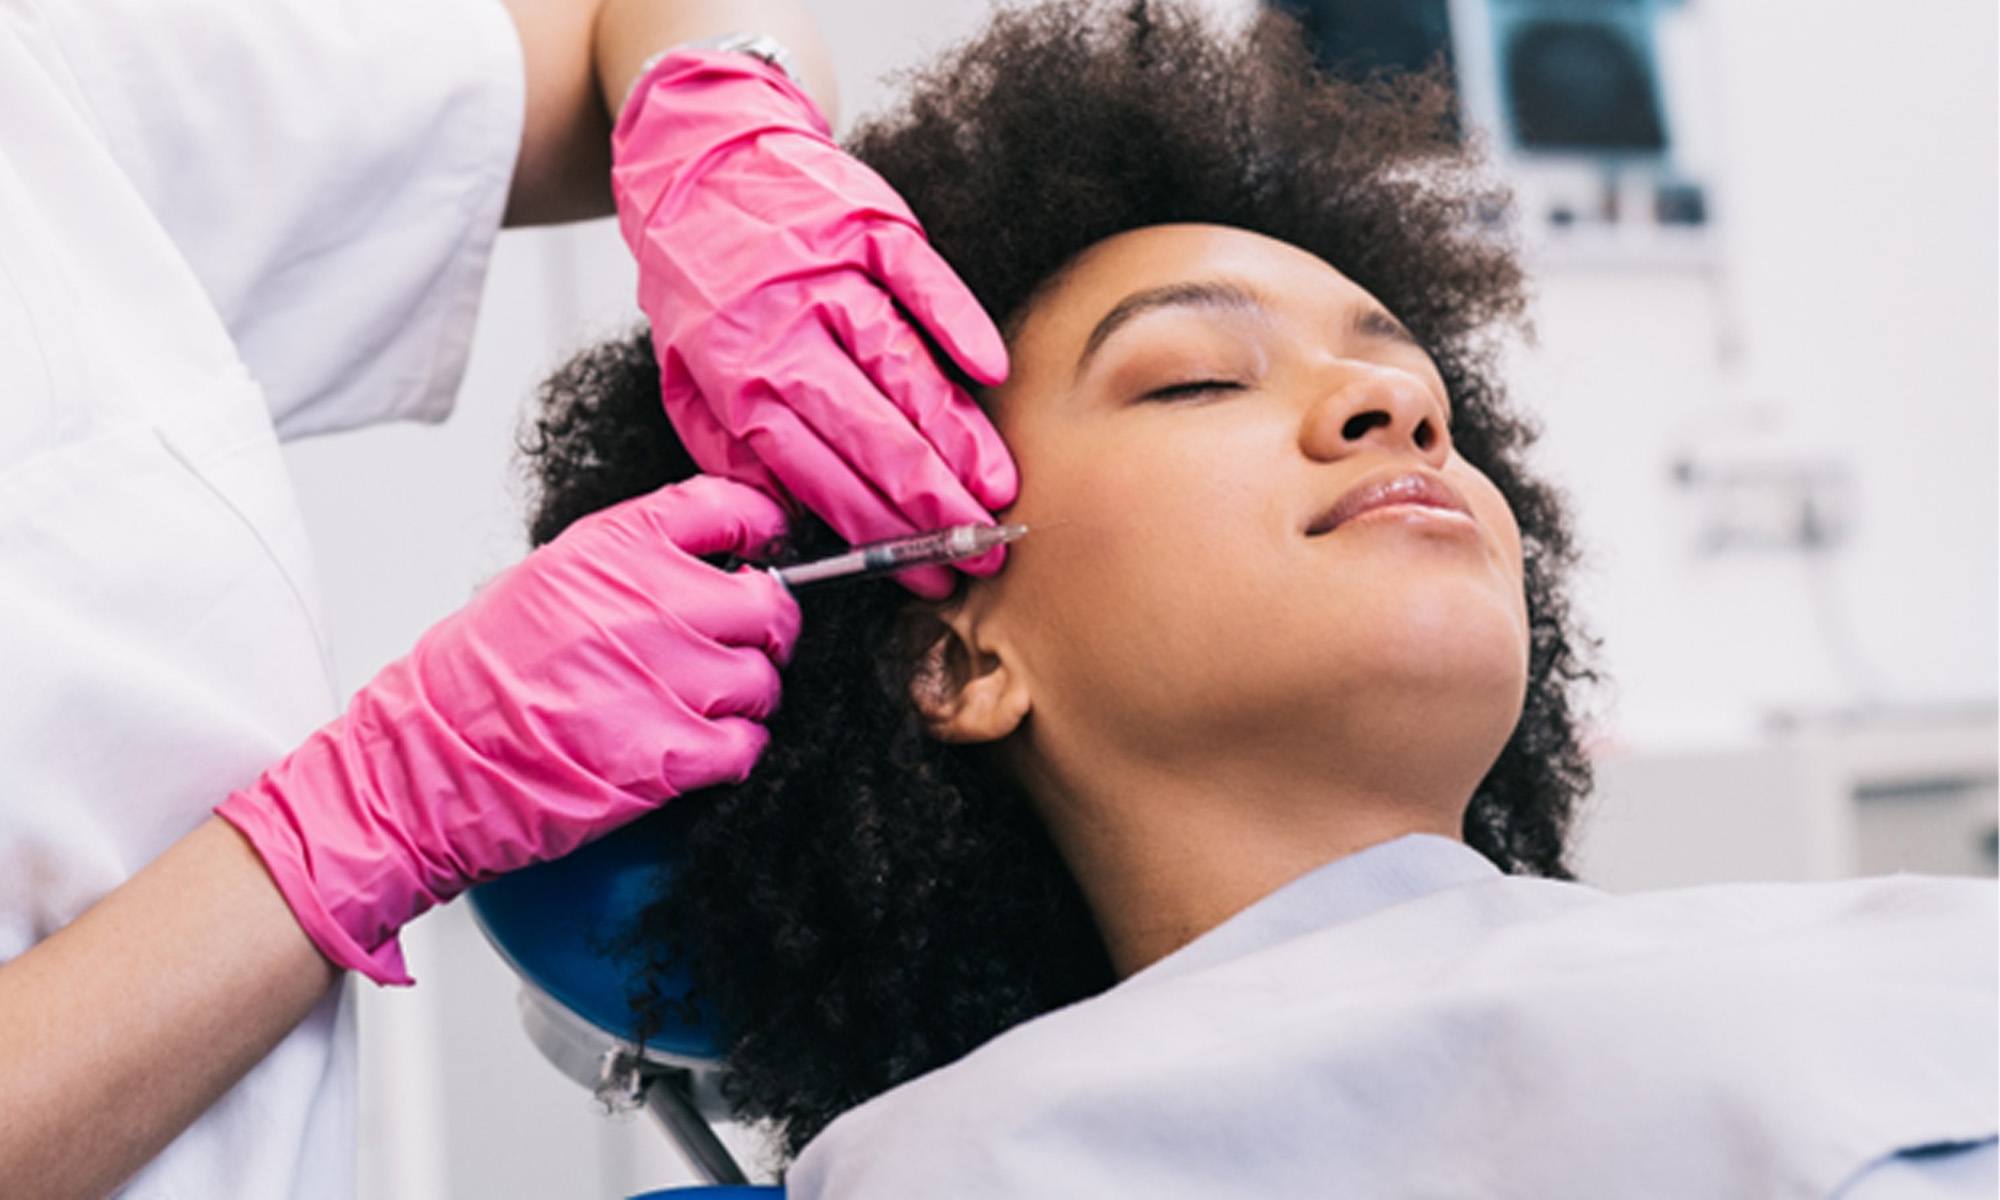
[860,526,980,572]
[773,523,1027,590]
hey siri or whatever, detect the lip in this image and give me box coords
[1305,468,1473,536]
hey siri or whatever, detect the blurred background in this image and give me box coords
[277,0,1998,1193]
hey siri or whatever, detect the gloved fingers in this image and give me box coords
[820,278,1021,515]
[632,627,785,721]
[623,539,801,664]
[553,480,799,657]
[892,563,960,596]
[719,566,802,664]
[693,641,785,721]
[721,337,996,538]
[866,223,1011,388]
[684,343,1003,592]
[662,359,787,496]
[734,406,962,600]
[945,544,1006,577]
[638,475,792,560]
[659,715,772,794]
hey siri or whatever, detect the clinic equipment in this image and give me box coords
[471,803,774,1196]
[770,522,1028,589]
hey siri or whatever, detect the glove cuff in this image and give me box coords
[614,47,831,146]
[215,731,423,987]
[620,33,805,116]
[611,50,834,258]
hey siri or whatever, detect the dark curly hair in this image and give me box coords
[519,0,1601,1164]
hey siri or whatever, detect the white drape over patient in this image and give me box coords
[789,834,1997,1198]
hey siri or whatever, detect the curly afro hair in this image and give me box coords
[518,0,1602,1164]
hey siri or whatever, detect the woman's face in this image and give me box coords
[957,224,1530,800]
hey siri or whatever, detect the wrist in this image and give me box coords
[651,32,803,94]
[215,713,427,987]
[593,0,839,127]
[624,32,812,127]
[217,787,417,987]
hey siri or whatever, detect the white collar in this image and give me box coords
[1119,833,1503,989]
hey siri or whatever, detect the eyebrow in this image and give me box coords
[1074,278,1422,376]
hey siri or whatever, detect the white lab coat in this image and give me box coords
[788,834,1998,1199]
[0,0,522,1195]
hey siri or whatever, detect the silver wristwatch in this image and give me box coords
[624,32,804,114]
[682,32,801,84]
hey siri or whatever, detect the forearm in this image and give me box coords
[502,0,838,227]
[0,818,338,1198]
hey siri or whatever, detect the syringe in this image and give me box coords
[770,523,1029,590]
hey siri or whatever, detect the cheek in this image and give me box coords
[1462,467,1528,615]
[994,416,1287,701]
[1448,463,1532,676]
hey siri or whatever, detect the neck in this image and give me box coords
[1019,740,1472,979]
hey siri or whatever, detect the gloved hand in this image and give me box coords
[612,49,1017,600]
[217,477,800,985]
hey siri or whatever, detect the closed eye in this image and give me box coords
[1142,379,1244,402]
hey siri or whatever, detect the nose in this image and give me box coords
[1297,361,1452,467]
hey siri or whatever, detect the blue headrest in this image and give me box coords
[469,803,723,1062]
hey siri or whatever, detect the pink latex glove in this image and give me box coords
[217,477,799,986]
[612,49,1017,600]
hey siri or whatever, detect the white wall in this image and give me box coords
[1514,0,1999,749]
[278,1,1998,1193]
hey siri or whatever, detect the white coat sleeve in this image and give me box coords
[27,0,526,438]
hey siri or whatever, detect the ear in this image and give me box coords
[906,607,1032,744]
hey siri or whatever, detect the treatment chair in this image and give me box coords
[470,803,780,1199]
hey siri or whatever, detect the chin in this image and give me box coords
[1340,578,1527,678]
[1255,597,1529,742]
